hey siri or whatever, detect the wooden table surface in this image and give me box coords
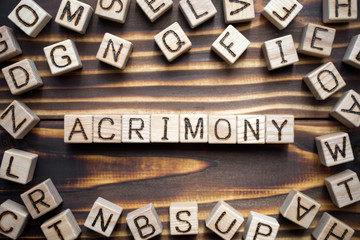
[0,0,359,239]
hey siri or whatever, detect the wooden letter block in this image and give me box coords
[136,0,173,22]
[0,26,22,62]
[323,0,358,23]
[280,189,320,229]
[64,115,93,143]
[212,25,250,65]
[93,115,121,143]
[95,0,131,23]
[205,200,244,240]
[209,115,236,144]
[126,203,162,240]
[0,200,29,240]
[180,114,208,143]
[237,115,265,144]
[298,23,336,58]
[0,100,40,139]
[331,89,360,128]
[170,202,198,235]
[265,115,294,144]
[8,0,52,38]
[179,0,217,29]
[20,178,63,219]
[2,59,43,95]
[0,148,38,185]
[84,197,123,237]
[55,0,94,34]
[96,33,133,69]
[312,213,354,240]
[122,115,150,143]
[304,62,346,100]
[154,22,192,62]
[151,114,179,143]
[325,169,360,208]
[243,211,279,240]
[343,34,360,69]
[261,0,303,30]
[44,39,83,76]
[262,35,299,71]
[315,132,354,167]
[41,209,81,240]
[223,0,255,23]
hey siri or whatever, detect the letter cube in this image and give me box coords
[122,115,150,143]
[265,115,294,144]
[180,114,208,143]
[136,0,173,22]
[179,0,217,29]
[208,115,237,144]
[95,0,131,23]
[93,115,121,143]
[64,115,93,143]
[151,114,179,143]
[331,89,360,128]
[0,26,22,62]
[343,34,360,69]
[323,0,358,23]
[237,115,265,144]
[312,213,354,240]
[0,200,29,240]
[243,211,279,240]
[223,0,255,23]
[170,202,198,235]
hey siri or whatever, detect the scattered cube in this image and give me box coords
[315,132,354,167]
[223,0,255,23]
[312,213,354,240]
[243,211,279,240]
[0,200,29,240]
[262,34,299,70]
[325,169,360,208]
[303,62,346,100]
[95,0,131,23]
[151,114,179,143]
[0,26,22,62]
[122,115,150,143]
[170,202,198,235]
[41,209,81,240]
[93,115,121,143]
[0,100,40,139]
[262,0,303,30]
[0,148,38,185]
[2,59,43,95]
[343,34,360,69]
[8,0,52,38]
[44,39,83,76]
[180,114,208,143]
[55,0,94,34]
[331,89,360,128]
[179,0,217,29]
[237,115,265,144]
[323,0,358,23]
[208,115,237,144]
[154,22,192,62]
[96,33,133,69]
[136,0,173,22]
[64,115,93,143]
[265,115,294,144]
[84,197,123,237]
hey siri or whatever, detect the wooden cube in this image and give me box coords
[96,33,133,70]
[84,197,123,237]
[20,178,63,219]
[0,100,40,139]
[126,203,162,240]
[55,0,94,34]
[208,115,237,144]
[325,169,360,208]
[0,200,29,240]
[41,209,81,240]
[2,59,43,95]
[265,115,294,144]
[122,115,150,143]
[136,0,173,22]
[170,202,198,235]
[180,114,208,143]
[154,22,192,62]
[262,0,303,30]
[205,200,244,240]
[8,0,52,38]
[262,35,299,71]
[243,211,279,240]
[315,132,354,167]
[0,148,38,185]
[298,23,336,58]
[223,0,255,23]
[43,39,83,76]
[323,0,358,23]
[179,0,217,29]
[64,115,93,143]
[312,213,354,240]
[95,0,131,23]
[211,25,250,65]
[304,62,346,100]
[331,89,360,128]
[93,115,121,143]
[0,26,22,62]
[280,189,320,229]
[151,114,179,143]
[343,34,360,69]
[237,115,265,144]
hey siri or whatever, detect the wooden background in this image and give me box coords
[0,0,359,239]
